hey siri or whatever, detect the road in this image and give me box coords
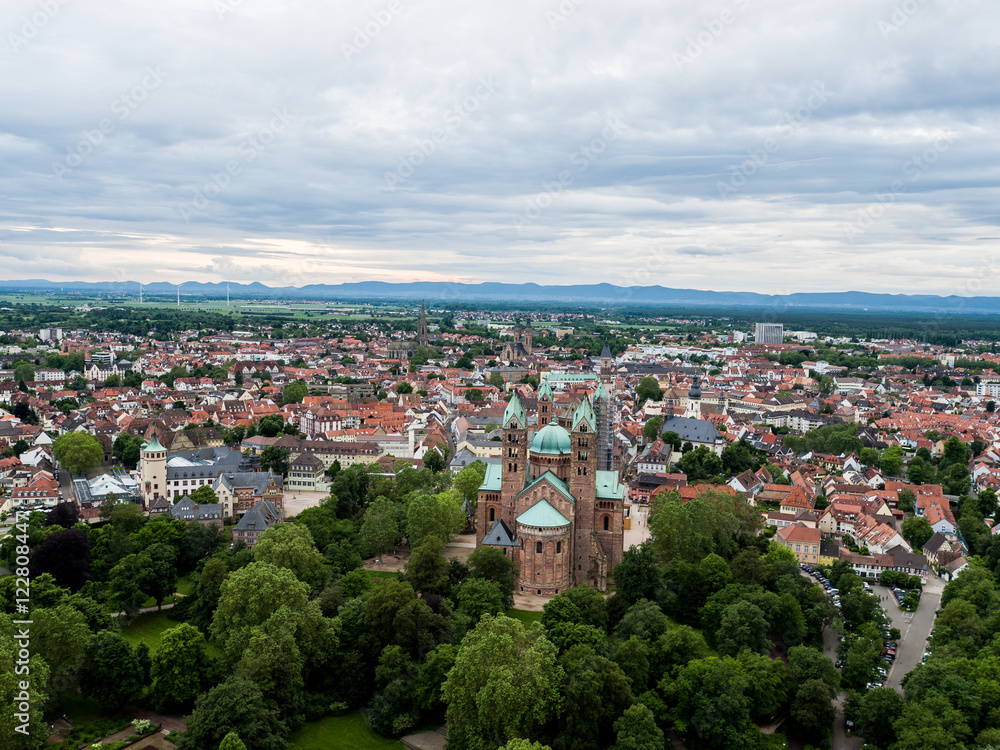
[881,575,944,691]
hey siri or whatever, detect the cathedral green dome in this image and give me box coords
[530,422,572,455]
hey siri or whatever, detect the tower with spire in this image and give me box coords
[417,300,428,347]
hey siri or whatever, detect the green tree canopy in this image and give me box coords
[53,431,104,475]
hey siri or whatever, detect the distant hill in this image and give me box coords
[2,278,999,313]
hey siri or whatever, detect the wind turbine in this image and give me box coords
[176,282,183,307]
[139,283,143,304]
[227,283,230,307]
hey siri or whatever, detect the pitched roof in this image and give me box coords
[482,518,518,547]
[516,471,575,504]
[516,498,571,528]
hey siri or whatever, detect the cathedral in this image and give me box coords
[475,384,624,594]
[500,318,533,362]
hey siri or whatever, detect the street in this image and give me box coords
[882,575,944,691]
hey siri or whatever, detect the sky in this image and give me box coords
[1,0,999,295]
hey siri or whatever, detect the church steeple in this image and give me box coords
[417,300,428,347]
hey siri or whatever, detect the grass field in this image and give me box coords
[120,611,221,658]
[367,570,401,580]
[289,712,401,750]
[505,608,543,627]
[52,691,104,725]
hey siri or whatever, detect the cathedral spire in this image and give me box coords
[417,300,428,347]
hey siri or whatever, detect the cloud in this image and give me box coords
[0,0,998,295]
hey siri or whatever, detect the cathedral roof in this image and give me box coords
[478,462,502,492]
[503,392,527,428]
[593,381,609,402]
[572,396,596,432]
[601,341,612,358]
[516,471,575,504]
[517,498,571,528]
[531,421,572,455]
[482,518,518,547]
[538,380,554,400]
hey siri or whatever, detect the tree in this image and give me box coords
[281,380,308,405]
[358,496,404,560]
[396,381,414,394]
[218,733,248,750]
[642,416,664,443]
[465,388,484,402]
[613,542,660,604]
[612,703,665,750]
[179,677,287,750]
[259,446,290,477]
[256,414,284,438]
[107,553,154,618]
[786,645,838,697]
[0,623,50,748]
[453,461,487,510]
[789,678,835,745]
[676,446,723,481]
[660,431,682,451]
[404,536,450,595]
[423,448,446,473]
[80,631,146,710]
[151,623,216,710]
[251,523,326,592]
[489,372,505,390]
[988,400,996,413]
[29,604,91,694]
[406,490,465,546]
[898,487,917,513]
[210,562,311,662]
[715,600,769,657]
[454,577,505,622]
[635,376,662,407]
[554,645,634,750]
[467,546,518,608]
[720,440,765,476]
[853,686,903,748]
[648,489,761,565]
[443,615,563,750]
[902,515,934,550]
[190,484,220,505]
[53,431,103,475]
[29,528,92,591]
[13,362,34,383]
[880,445,904,476]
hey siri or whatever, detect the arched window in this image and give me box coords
[489,507,495,522]
[556,541,562,554]
[536,541,543,554]
[603,515,610,531]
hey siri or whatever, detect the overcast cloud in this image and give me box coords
[1,0,998,295]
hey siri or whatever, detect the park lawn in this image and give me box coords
[52,691,103,725]
[289,712,401,750]
[505,608,543,627]
[140,575,197,608]
[121,611,222,658]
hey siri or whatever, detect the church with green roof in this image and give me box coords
[476,386,624,595]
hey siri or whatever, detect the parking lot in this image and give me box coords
[881,575,944,691]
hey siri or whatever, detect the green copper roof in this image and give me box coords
[478,462,502,492]
[596,470,625,500]
[537,380,554,400]
[593,381,609,402]
[572,396,597,432]
[143,435,165,452]
[516,471,575,504]
[503,391,526,428]
[516,498,571,528]
[530,421,572,455]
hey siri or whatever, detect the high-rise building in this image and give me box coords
[754,323,784,345]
